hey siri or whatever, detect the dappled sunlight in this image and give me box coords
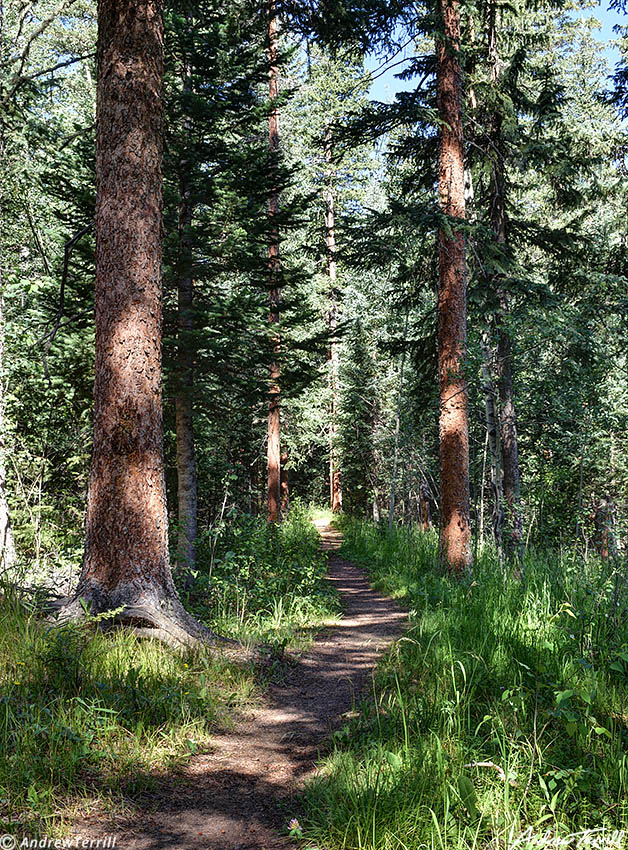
[301,518,628,850]
[62,522,406,849]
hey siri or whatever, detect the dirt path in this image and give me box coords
[83,523,406,849]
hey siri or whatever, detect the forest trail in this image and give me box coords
[76,523,406,849]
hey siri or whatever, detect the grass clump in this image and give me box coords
[300,517,628,850]
[0,501,336,836]
[0,603,253,836]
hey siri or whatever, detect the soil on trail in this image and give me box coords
[80,523,406,849]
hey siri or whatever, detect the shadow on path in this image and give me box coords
[75,523,406,850]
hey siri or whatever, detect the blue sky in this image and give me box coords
[366,2,625,101]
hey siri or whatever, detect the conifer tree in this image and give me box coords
[267,0,282,522]
[63,0,211,644]
[436,0,472,574]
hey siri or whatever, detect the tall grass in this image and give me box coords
[301,518,628,850]
[188,500,339,646]
[0,502,338,837]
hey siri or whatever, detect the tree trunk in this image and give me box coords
[172,27,197,579]
[175,191,197,576]
[420,482,432,531]
[0,280,15,573]
[496,316,523,559]
[481,344,504,558]
[0,58,17,571]
[436,0,472,576]
[63,0,213,646]
[389,308,409,533]
[372,489,380,523]
[325,127,343,513]
[266,0,281,523]
[280,450,289,514]
[488,0,523,563]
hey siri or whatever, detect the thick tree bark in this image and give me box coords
[81,0,169,607]
[488,0,523,563]
[324,128,342,513]
[436,0,472,575]
[266,0,281,523]
[175,192,197,575]
[61,0,214,646]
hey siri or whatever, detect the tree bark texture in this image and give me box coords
[325,128,342,513]
[79,0,173,612]
[436,0,472,575]
[488,0,523,562]
[175,191,197,574]
[0,64,17,571]
[266,0,281,523]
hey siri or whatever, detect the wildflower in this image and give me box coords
[13,681,21,686]
[288,819,300,831]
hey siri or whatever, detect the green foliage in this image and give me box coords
[183,501,340,645]
[0,597,253,836]
[300,518,628,849]
[0,507,336,835]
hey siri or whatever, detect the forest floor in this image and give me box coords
[70,522,406,850]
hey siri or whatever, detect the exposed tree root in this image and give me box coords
[48,584,237,651]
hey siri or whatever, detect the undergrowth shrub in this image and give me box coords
[0,600,254,837]
[184,500,338,643]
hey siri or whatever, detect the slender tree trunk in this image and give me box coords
[0,281,15,573]
[280,451,289,514]
[481,345,504,558]
[420,481,432,531]
[372,489,380,523]
[66,0,210,645]
[0,37,17,571]
[266,0,281,523]
[325,127,343,513]
[496,313,522,558]
[173,29,197,578]
[175,191,197,575]
[478,431,487,548]
[389,308,409,533]
[575,435,585,544]
[436,0,472,575]
[488,0,523,563]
